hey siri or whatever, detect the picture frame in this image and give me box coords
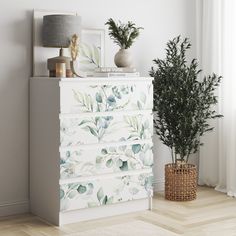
[78,28,105,75]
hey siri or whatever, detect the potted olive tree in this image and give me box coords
[150,36,222,201]
[105,18,143,67]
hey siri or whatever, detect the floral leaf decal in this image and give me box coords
[102,195,108,205]
[60,189,65,199]
[68,190,77,199]
[77,185,87,194]
[97,187,104,202]
[132,144,141,154]
[73,90,93,112]
[96,92,103,103]
[119,161,128,171]
[107,95,116,107]
[106,159,113,168]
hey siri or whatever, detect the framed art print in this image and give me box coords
[78,29,105,73]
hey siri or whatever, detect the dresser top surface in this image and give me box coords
[31,77,154,82]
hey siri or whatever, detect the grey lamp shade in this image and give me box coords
[42,15,82,48]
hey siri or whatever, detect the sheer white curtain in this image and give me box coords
[197,0,236,196]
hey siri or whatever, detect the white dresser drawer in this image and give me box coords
[60,141,153,179]
[60,81,153,114]
[60,171,153,212]
[60,112,153,147]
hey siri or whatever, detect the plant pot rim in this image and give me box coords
[165,163,196,169]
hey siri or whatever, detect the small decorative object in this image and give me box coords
[42,14,81,77]
[105,18,143,68]
[150,36,223,201]
[69,34,81,77]
[55,62,66,77]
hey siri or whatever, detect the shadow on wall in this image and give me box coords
[152,134,172,192]
[152,134,199,192]
[0,10,33,203]
[10,10,33,77]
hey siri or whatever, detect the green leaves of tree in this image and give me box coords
[150,36,222,163]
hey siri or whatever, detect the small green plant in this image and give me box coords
[105,18,143,49]
[150,36,222,164]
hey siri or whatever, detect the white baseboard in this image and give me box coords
[153,178,165,193]
[0,200,29,217]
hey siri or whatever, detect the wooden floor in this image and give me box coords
[1,187,236,236]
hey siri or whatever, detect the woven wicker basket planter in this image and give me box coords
[165,163,197,201]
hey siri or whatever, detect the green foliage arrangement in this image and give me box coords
[150,36,222,164]
[105,18,143,49]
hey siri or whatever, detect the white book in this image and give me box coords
[94,67,137,73]
[93,72,140,77]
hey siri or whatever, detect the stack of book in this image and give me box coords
[93,67,140,77]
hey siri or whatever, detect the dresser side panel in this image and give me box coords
[30,78,60,225]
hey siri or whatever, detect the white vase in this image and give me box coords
[114,49,133,68]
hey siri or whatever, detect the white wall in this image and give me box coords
[0,0,196,215]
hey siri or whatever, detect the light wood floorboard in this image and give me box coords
[1,187,236,235]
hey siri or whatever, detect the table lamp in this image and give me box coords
[42,14,81,77]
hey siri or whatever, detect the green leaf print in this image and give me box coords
[107,196,114,204]
[137,101,142,109]
[116,159,123,168]
[112,86,122,99]
[86,126,98,137]
[119,161,128,171]
[96,156,104,164]
[60,189,65,199]
[73,90,93,112]
[129,187,139,195]
[68,190,77,199]
[87,183,94,195]
[97,187,104,202]
[102,195,108,205]
[145,175,154,190]
[96,92,103,103]
[106,159,113,168]
[101,148,108,155]
[107,95,116,106]
[132,144,141,154]
[77,185,87,194]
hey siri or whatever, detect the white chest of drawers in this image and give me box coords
[30,77,154,226]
